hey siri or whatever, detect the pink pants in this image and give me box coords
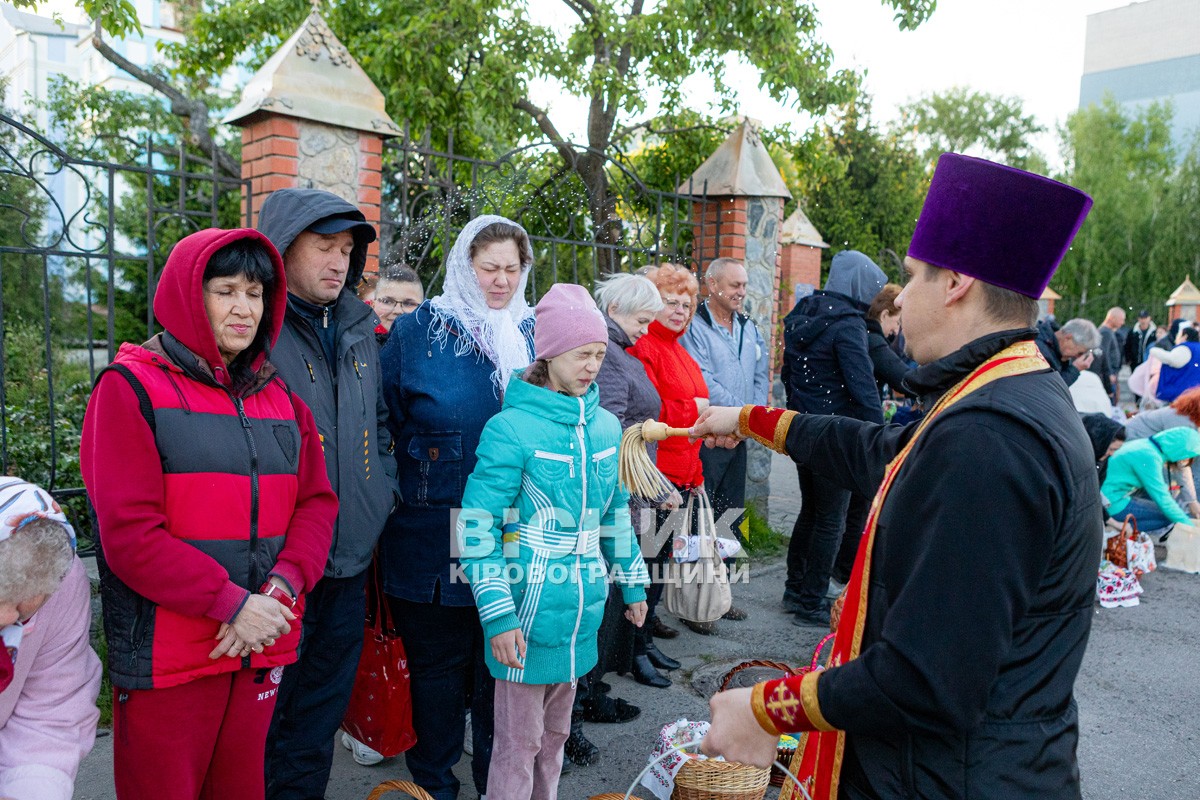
[113,667,282,800]
[488,680,576,800]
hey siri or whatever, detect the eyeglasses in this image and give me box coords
[663,300,692,312]
[375,297,421,310]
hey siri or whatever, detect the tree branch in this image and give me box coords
[614,119,731,142]
[615,0,645,77]
[91,22,240,179]
[560,0,596,21]
[513,97,577,167]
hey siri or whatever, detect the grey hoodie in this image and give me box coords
[258,189,398,579]
[823,250,887,308]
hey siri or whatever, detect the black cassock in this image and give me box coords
[786,329,1103,800]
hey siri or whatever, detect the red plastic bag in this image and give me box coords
[341,562,416,757]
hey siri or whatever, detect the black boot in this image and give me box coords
[564,710,600,766]
[621,627,670,688]
[644,639,681,671]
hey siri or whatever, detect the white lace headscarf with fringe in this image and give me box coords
[428,215,535,396]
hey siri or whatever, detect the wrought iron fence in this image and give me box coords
[380,126,721,298]
[0,112,250,550]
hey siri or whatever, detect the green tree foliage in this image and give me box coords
[36,77,245,346]
[10,0,142,37]
[792,97,928,281]
[167,0,936,271]
[0,80,56,330]
[1054,96,1178,319]
[897,86,1046,170]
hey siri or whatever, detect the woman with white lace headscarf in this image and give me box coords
[378,215,536,798]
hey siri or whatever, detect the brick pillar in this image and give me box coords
[774,242,823,372]
[239,115,386,276]
[241,116,299,228]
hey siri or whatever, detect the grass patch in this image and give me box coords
[740,503,786,558]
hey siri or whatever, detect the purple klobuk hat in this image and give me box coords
[907,153,1093,299]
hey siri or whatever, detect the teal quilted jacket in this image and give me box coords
[458,370,649,684]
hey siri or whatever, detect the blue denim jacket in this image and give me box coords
[378,301,536,604]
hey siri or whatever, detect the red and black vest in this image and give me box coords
[96,349,306,690]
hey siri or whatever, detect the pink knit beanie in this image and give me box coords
[534,283,608,360]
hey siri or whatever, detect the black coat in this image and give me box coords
[781,291,882,423]
[865,318,911,398]
[784,329,1102,799]
[1036,318,1080,386]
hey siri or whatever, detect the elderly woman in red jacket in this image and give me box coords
[630,263,742,635]
[81,228,337,800]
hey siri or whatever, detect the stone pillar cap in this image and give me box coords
[780,208,828,248]
[678,118,792,199]
[224,10,400,137]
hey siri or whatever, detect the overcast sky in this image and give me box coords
[530,0,1127,162]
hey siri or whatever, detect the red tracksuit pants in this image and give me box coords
[113,666,283,800]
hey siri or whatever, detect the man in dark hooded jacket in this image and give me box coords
[257,189,398,800]
[779,250,885,626]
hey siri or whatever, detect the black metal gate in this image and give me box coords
[380,127,720,297]
[0,112,249,547]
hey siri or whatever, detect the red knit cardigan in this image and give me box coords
[630,320,708,488]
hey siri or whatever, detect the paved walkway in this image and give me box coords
[73,450,1200,799]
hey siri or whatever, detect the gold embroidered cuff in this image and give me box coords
[738,404,754,440]
[750,682,782,736]
[740,405,796,454]
[800,671,836,732]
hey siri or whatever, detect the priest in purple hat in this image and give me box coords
[691,154,1100,800]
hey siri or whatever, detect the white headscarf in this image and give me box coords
[429,215,536,396]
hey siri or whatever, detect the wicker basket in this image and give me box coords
[671,757,770,800]
[366,780,435,800]
[590,794,647,800]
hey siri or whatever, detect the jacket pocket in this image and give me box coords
[591,446,617,479]
[531,449,575,483]
[403,432,463,508]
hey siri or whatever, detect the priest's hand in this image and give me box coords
[690,406,744,448]
[702,686,779,768]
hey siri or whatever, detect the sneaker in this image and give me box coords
[825,579,847,600]
[341,731,385,766]
[464,711,474,756]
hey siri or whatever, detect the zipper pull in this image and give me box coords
[322,307,330,329]
[234,397,251,429]
[353,360,362,380]
[305,358,316,383]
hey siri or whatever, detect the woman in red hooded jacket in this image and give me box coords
[80,228,337,800]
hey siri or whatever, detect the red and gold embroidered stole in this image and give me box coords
[774,340,1049,800]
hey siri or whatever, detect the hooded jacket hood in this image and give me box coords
[256,189,373,291]
[823,250,887,309]
[152,228,287,387]
[505,368,600,425]
[1080,413,1125,464]
[1149,426,1200,463]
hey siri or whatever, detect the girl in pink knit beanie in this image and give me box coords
[525,283,610,395]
